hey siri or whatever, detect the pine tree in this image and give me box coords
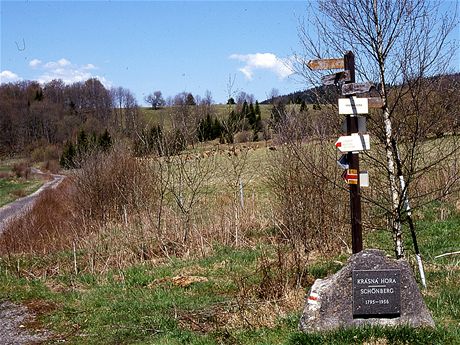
[98,129,112,152]
[186,93,196,106]
[246,102,257,128]
[300,100,307,112]
[255,101,261,116]
[77,129,88,155]
[60,141,76,168]
[212,117,222,139]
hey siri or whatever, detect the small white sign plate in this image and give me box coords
[360,171,369,187]
[338,97,369,115]
[335,134,370,153]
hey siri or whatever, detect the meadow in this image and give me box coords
[0,160,44,207]
[0,139,459,344]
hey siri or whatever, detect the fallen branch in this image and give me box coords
[434,251,460,259]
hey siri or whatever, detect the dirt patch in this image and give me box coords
[0,300,50,344]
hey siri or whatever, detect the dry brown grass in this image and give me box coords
[0,145,273,275]
[0,178,76,256]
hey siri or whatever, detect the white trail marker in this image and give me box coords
[335,134,370,153]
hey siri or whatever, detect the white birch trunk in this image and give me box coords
[382,106,404,258]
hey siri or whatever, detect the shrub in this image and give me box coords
[12,162,31,179]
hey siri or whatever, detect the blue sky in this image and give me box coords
[1,1,310,104]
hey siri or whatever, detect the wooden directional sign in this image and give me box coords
[321,71,351,86]
[335,134,370,153]
[342,82,373,96]
[307,58,344,70]
[339,97,369,115]
[342,169,359,185]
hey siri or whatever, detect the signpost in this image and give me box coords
[338,97,369,115]
[335,134,370,153]
[343,51,363,254]
[337,154,349,170]
[321,71,351,86]
[342,82,374,96]
[299,51,433,331]
[307,58,344,70]
[311,51,368,254]
[342,169,359,185]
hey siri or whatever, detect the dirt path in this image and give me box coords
[0,169,64,343]
[0,169,65,234]
[0,301,50,344]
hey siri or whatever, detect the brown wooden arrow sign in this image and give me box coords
[342,82,374,96]
[307,58,344,70]
[321,70,351,85]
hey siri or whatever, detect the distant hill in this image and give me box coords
[261,73,460,105]
[260,85,340,105]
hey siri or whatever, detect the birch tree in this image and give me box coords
[294,0,459,259]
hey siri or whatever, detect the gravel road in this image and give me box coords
[0,169,64,343]
[0,301,50,344]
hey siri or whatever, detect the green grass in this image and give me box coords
[0,159,45,206]
[0,206,459,344]
[140,104,274,128]
[0,177,44,207]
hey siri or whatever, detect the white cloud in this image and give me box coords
[82,63,96,70]
[29,59,42,68]
[58,58,71,66]
[30,58,110,88]
[43,58,72,69]
[229,53,293,80]
[0,70,22,83]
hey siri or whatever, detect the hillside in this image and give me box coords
[262,73,460,105]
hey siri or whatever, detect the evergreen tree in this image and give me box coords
[60,141,76,169]
[242,101,248,117]
[186,93,196,106]
[300,100,307,112]
[149,125,163,155]
[212,117,223,139]
[89,132,98,151]
[98,129,112,152]
[76,129,88,155]
[246,102,257,128]
[270,102,286,125]
[255,101,261,116]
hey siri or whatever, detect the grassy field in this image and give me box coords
[0,202,458,344]
[0,138,459,344]
[141,104,275,127]
[0,160,44,207]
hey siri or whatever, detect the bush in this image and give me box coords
[12,162,31,179]
[269,113,349,259]
[72,146,158,223]
[30,144,60,163]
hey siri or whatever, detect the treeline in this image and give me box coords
[263,73,460,108]
[0,79,278,163]
[0,79,139,159]
[133,97,266,156]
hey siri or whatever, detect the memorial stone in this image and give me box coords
[299,249,435,333]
